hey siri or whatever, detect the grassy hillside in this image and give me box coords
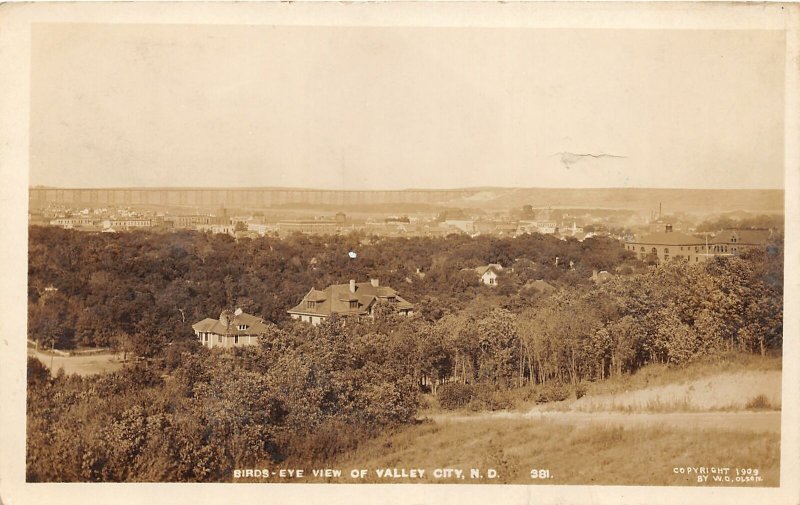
[290,355,782,486]
[297,418,779,485]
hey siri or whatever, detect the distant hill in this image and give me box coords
[444,187,784,214]
[28,186,783,215]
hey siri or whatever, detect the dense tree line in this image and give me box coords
[26,226,782,481]
[27,316,419,481]
[27,226,633,350]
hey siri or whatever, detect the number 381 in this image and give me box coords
[530,469,551,479]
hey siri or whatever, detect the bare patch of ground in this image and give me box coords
[567,370,781,413]
[28,349,124,376]
[425,369,782,434]
[429,410,780,433]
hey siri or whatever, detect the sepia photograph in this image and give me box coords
[1,2,798,505]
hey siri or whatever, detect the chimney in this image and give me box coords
[349,279,356,293]
[592,269,598,281]
[234,308,243,316]
[370,278,379,287]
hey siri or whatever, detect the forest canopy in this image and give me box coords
[26,226,783,482]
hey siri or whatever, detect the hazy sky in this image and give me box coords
[30,24,786,190]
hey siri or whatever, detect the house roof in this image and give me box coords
[525,279,556,293]
[592,270,614,283]
[288,281,413,317]
[713,229,771,245]
[475,264,503,276]
[633,231,706,246]
[192,310,271,336]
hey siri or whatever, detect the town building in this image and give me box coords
[100,218,153,230]
[626,225,709,263]
[626,225,773,264]
[192,308,271,349]
[710,229,772,256]
[165,215,215,229]
[518,221,558,235]
[277,220,338,235]
[288,279,413,325]
[441,220,475,234]
[49,217,100,229]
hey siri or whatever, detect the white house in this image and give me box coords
[192,308,271,349]
[475,264,504,286]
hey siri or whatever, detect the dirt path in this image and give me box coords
[427,409,781,433]
[28,349,124,376]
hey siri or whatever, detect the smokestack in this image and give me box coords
[349,279,356,293]
[370,278,379,287]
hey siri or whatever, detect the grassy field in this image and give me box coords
[281,354,783,486]
[27,349,124,376]
[314,417,780,486]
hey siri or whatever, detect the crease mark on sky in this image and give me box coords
[551,152,628,170]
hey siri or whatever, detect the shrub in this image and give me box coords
[467,385,515,412]
[437,383,474,410]
[745,394,772,410]
[534,382,571,404]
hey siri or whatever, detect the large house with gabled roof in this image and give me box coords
[288,279,413,325]
[192,308,271,349]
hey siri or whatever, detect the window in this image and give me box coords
[651,247,657,255]
[349,300,358,309]
[202,333,208,342]
[217,334,222,343]
[307,300,316,309]
[234,335,239,344]
[237,324,248,330]
[387,296,397,303]
[664,248,669,254]
[640,247,645,252]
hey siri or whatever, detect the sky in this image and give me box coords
[29,24,786,190]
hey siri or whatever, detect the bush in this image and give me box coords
[437,383,474,410]
[467,385,515,412]
[745,394,772,410]
[534,382,571,404]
